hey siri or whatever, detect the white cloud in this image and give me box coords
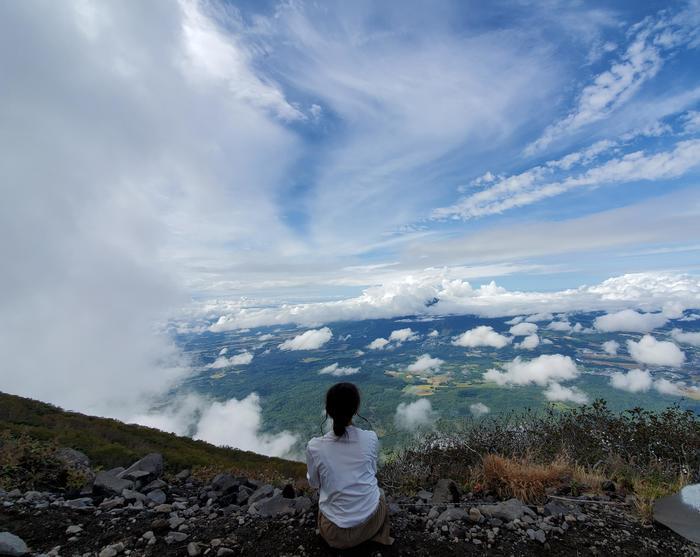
[469,402,490,417]
[525,313,554,322]
[433,138,700,221]
[132,392,297,458]
[670,328,700,347]
[653,378,682,396]
[594,309,668,332]
[319,362,360,377]
[610,368,653,393]
[279,327,332,351]
[218,347,228,355]
[547,320,573,332]
[206,351,254,369]
[526,7,700,154]
[509,322,538,336]
[627,335,685,367]
[483,354,579,386]
[428,330,439,337]
[258,333,274,341]
[207,272,700,331]
[517,334,540,350]
[406,354,444,374]
[602,340,620,355]
[394,399,436,431]
[505,316,525,325]
[389,328,420,343]
[543,382,589,404]
[367,337,390,350]
[194,394,298,457]
[452,326,511,348]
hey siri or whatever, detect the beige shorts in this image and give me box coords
[318,492,392,549]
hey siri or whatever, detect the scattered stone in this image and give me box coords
[249,494,311,517]
[0,532,29,556]
[65,525,82,535]
[436,508,468,524]
[479,498,535,522]
[248,484,274,505]
[175,469,191,481]
[147,489,167,505]
[282,484,296,499]
[142,479,167,492]
[118,453,163,482]
[94,471,133,495]
[165,531,188,544]
[187,542,201,556]
[431,479,460,505]
[98,542,124,557]
[469,507,482,522]
[153,503,172,514]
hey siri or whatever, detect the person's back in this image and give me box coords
[306,382,392,549]
[307,425,379,527]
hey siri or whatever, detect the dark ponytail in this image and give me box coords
[325,382,360,438]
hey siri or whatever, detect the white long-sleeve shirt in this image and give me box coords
[306,425,380,528]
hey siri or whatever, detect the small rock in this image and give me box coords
[118,453,163,482]
[432,479,460,505]
[153,503,172,514]
[469,507,482,522]
[436,508,468,524]
[187,542,201,556]
[142,480,167,493]
[0,532,29,556]
[147,489,167,505]
[98,542,124,557]
[248,484,274,505]
[65,525,83,535]
[216,549,235,557]
[175,469,191,481]
[164,531,188,545]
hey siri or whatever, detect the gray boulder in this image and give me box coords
[436,508,468,523]
[147,489,167,505]
[248,484,274,505]
[211,474,238,495]
[0,532,29,556]
[432,479,460,505]
[94,471,133,495]
[142,479,167,493]
[55,448,90,469]
[236,485,253,505]
[249,495,312,517]
[479,498,535,522]
[118,453,163,482]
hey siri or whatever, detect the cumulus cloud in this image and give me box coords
[219,347,228,355]
[207,351,253,369]
[389,328,420,344]
[258,334,275,342]
[602,340,620,355]
[133,392,297,458]
[653,378,684,396]
[428,330,440,337]
[194,394,298,457]
[517,334,540,350]
[394,399,436,431]
[367,337,390,350]
[319,363,360,377]
[547,320,573,332]
[406,354,444,374]
[594,309,668,333]
[207,272,700,332]
[610,369,653,393]
[626,335,685,367]
[484,354,579,386]
[543,382,589,404]
[469,402,490,417]
[671,328,700,347]
[279,327,332,351]
[452,326,511,348]
[525,313,554,322]
[510,322,538,336]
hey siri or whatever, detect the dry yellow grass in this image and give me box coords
[480,454,572,504]
[632,473,690,523]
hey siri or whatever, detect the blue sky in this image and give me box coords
[175,0,700,295]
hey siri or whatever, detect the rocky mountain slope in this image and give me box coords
[1,450,698,556]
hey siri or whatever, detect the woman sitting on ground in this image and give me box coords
[306,382,393,549]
